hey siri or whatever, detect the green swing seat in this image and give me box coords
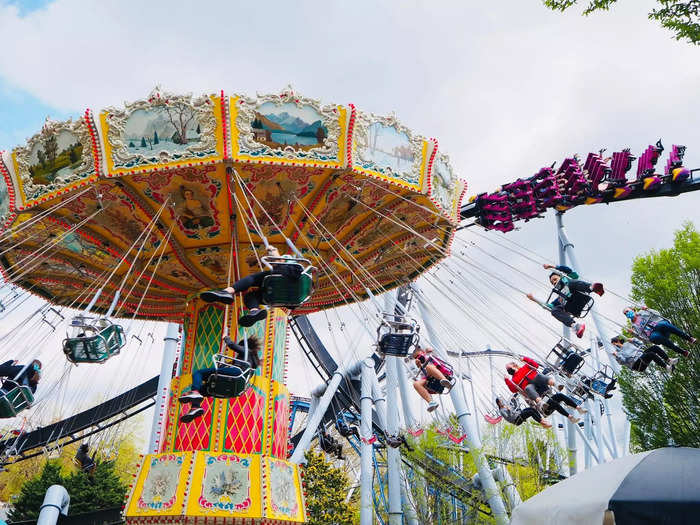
[0,383,34,419]
[260,256,315,308]
[63,320,126,364]
[201,354,255,399]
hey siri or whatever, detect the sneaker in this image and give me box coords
[180,407,205,423]
[439,379,452,389]
[591,283,605,296]
[667,357,679,372]
[680,348,690,357]
[239,308,268,327]
[178,390,203,404]
[200,290,234,304]
[427,401,439,412]
[575,323,586,338]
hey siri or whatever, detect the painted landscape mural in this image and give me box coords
[251,102,328,152]
[122,104,203,156]
[27,129,83,185]
[359,122,415,176]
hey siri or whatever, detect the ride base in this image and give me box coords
[124,299,306,524]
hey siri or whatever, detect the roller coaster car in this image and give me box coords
[0,381,34,419]
[201,353,255,399]
[260,256,315,308]
[62,317,126,364]
[547,284,594,319]
[546,338,588,377]
[376,313,420,357]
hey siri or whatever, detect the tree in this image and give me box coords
[140,137,147,148]
[37,149,46,168]
[543,1,700,45]
[303,450,355,525]
[153,130,159,145]
[162,103,196,145]
[196,123,201,134]
[7,461,63,522]
[42,132,58,169]
[69,146,79,164]
[618,221,700,450]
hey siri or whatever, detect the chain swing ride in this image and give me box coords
[0,86,697,524]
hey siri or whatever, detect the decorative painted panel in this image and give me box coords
[429,152,466,222]
[187,453,261,518]
[230,87,348,168]
[264,457,305,522]
[126,452,192,517]
[101,89,223,176]
[11,117,97,207]
[352,111,428,191]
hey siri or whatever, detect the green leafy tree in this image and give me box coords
[618,222,700,450]
[7,461,63,522]
[7,459,128,521]
[303,450,355,525]
[543,0,700,45]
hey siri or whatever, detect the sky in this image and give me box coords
[0,0,698,463]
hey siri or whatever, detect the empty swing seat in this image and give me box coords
[63,319,126,364]
[376,313,419,357]
[201,354,254,399]
[0,383,34,419]
[546,338,587,376]
[260,256,315,308]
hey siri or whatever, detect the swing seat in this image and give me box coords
[62,321,125,364]
[546,338,586,376]
[200,354,254,399]
[260,256,315,308]
[376,313,420,357]
[378,333,419,357]
[484,413,503,425]
[202,371,248,398]
[548,287,594,318]
[0,383,34,419]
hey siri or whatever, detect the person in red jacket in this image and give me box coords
[504,357,557,406]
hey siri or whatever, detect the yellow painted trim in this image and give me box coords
[186,452,262,518]
[100,95,224,177]
[125,451,192,517]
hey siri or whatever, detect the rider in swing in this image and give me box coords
[200,245,302,327]
[623,305,696,356]
[527,263,605,338]
[178,335,261,423]
[411,347,453,413]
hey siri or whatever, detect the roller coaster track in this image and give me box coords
[0,376,159,464]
